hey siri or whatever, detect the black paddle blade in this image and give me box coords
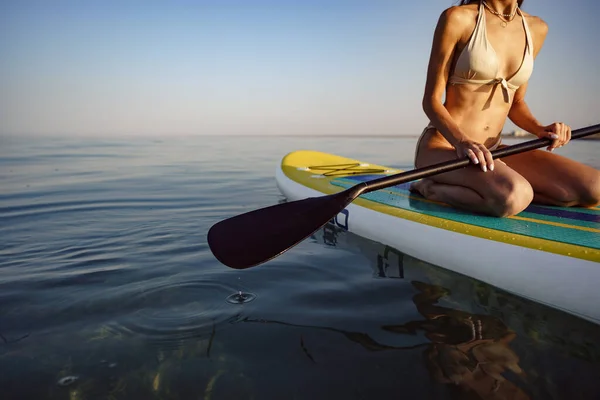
[207,186,363,269]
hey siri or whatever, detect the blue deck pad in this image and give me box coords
[331,175,600,250]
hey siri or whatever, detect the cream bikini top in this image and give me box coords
[449,1,534,101]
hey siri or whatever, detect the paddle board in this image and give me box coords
[275,150,600,324]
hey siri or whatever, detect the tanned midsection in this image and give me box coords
[443,84,515,147]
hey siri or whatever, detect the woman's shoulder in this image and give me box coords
[439,3,478,25]
[435,4,478,40]
[520,10,549,36]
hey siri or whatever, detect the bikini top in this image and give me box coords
[449,1,534,101]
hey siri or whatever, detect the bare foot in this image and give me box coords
[409,178,435,198]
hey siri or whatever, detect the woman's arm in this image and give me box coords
[422,6,493,171]
[507,81,544,133]
[508,17,570,150]
[422,7,469,147]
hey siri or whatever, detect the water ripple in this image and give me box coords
[106,279,249,348]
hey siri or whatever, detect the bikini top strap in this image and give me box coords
[517,7,534,55]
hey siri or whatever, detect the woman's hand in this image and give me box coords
[455,139,494,172]
[534,122,571,152]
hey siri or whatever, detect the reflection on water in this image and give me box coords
[244,279,528,399]
[311,222,600,399]
[386,281,528,399]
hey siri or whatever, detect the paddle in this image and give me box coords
[208,123,600,269]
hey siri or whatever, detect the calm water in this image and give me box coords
[1,135,599,400]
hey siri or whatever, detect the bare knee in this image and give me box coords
[578,170,600,207]
[486,176,534,217]
[552,170,600,207]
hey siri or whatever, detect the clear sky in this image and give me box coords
[1,0,598,136]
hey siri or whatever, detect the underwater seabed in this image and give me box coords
[0,321,254,400]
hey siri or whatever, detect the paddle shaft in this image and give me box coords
[361,124,600,194]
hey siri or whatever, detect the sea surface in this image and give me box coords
[1,134,599,400]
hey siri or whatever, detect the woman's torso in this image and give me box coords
[438,2,535,147]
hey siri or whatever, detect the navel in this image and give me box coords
[484,125,490,131]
